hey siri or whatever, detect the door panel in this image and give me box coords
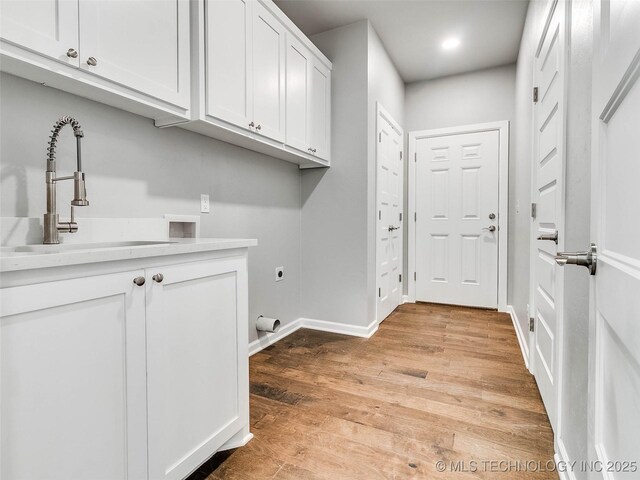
[415,130,499,308]
[285,36,311,153]
[252,2,285,142]
[146,259,243,480]
[0,0,79,67]
[309,59,330,160]
[79,0,189,108]
[531,0,565,430]
[0,271,147,479]
[590,1,640,475]
[206,0,253,129]
[376,108,403,322]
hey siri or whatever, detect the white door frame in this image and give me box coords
[375,102,404,323]
[407,121,509,311]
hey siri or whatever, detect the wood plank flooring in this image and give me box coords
[189,303,556,479]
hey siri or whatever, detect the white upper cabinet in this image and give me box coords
[0,0,190,118]
[0,0,80,67]
[251,1,286,142]
[205,0,253,129]
[309,59,331,160]
[285,35,311,153]
[78,0,190,109]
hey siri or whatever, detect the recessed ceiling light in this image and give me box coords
[442,37,461,51]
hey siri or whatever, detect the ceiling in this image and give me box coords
[274,0,529,83]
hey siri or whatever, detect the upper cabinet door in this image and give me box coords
[78,0,189,109]
[0,0,80,67]
[251,1,286,143]
[285,35,311,153]
[205,0,253,130]
[309,59,331,160]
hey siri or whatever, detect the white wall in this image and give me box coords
[403,64,516,296]
[301,20,404,329]
[0,72,302,344]
[302,21,370,327]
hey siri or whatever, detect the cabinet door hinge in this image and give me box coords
[399,274,402,283]
[533,87,539,103]
[399,212,402,222]
[529,317,535,332]
[531,203,537,219]
[378,287,381,297]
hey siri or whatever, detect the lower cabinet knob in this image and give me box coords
[152,273,164,283]
[133,276,145,286]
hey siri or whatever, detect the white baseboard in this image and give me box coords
[300,317,379,338]
[554,438,576,480]
[219,431,253,451]
[402,295,410,304]
[249,317,379,356]
[248,318,302,356]
[507,305,530,370]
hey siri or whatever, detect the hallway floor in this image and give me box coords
[190,303,556,479]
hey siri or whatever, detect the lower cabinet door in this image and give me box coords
[146,258,246,480]
[0,270,148,480]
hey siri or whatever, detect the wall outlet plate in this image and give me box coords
[200,194,210,213]
[275,266,284,282]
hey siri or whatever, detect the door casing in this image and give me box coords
[407,121,509,311]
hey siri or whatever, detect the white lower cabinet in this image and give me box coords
[0,254,250,480]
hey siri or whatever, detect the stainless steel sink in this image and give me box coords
[1,241,176,256]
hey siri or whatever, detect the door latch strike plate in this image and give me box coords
[531,203,537,219]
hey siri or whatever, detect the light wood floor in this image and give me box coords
[189,303,556,479]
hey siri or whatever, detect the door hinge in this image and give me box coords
[414,152,417,162]
[399,212,402,221]
[378,287,381,297]
[400,151,403,160]
[533,87,539,103]
[531,203,537,219]
[414,272,417,281]
[399,274,402,283]
[529,317,535,332]
[379,132,382,142]
[379,210,381,220]
[414,212,417,222]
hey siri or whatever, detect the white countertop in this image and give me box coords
[0,238,257,272]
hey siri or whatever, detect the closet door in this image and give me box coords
[285,35,311,153]
[205,0,253,129]
[78,0,190,108]
[0,0,79,67]
[309,58,331,160]
[251,1,286,142]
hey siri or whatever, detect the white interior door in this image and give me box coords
[530,0,566,431]
[78,0,190,108]
[376,105,403,322]
[588,1,640,476]
[414,129,499,308]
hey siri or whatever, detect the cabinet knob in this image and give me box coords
[86,57,98,66]
[133,276,145,286]
[66,48,78,58]
[249,121,255,128]
[256,124,262,130]
[152,273,164,283]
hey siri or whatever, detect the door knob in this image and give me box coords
[489,213,496,220]
[537,231,558,244]
[152,273,164,283]
[133,276,145,286]
[388,225,400,232]
[86,57,97,66]
[483,225,496,232]
[555,244,597,275]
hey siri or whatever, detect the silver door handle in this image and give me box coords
[388,225,400,232]
[537,231,558,244]
[483,225,496,232]
[555,243,597,275]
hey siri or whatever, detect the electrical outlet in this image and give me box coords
[200,194,210,213]
[275,266,284,282]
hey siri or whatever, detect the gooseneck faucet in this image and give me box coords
[44,116,89,244]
